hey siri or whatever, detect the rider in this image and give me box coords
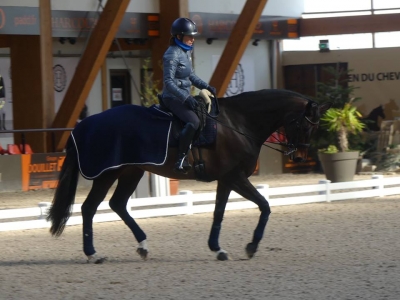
[161,17,216,174]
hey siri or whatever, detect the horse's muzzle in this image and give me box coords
[292,156,305,163]
[291,148,308,163]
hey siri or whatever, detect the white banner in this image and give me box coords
[212,55,255,97]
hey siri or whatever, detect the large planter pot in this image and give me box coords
[318,151,360,183]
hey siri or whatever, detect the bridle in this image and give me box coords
[269,112,320,156]
[201,101,320,156]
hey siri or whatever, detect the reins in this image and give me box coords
[202,111,291,154]
[195,97,319,156]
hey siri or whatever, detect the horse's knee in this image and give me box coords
[109,199,123,213]
[81,202,95,217]
[259,201,271,216]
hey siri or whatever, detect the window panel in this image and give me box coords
[375,31,400,48]
[373,0,400,9]
[304,0,371,13]
[283,34,373,51]
[302,11,371,19]
[374,9,400,14]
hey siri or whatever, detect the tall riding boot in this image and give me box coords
[174,123,196,174]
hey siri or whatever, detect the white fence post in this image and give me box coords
[133,172,150,198]
[256,184,269,201]
[319,180,331,202]
[372,175,384,197]
[179,190,193,215]
[38,202,51,219]
[150,174,170,197]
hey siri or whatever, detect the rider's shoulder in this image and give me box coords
[164,45,184,58]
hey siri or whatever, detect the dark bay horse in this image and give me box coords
[47,89,331,263]
[362,104,386,131]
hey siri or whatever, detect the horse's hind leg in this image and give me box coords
[82,170,120,263]
[108,167,148,260]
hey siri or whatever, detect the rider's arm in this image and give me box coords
[189,68,209,91]
[163,48,190,103]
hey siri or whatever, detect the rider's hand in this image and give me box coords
[206,85,217,96]
[185,96,198,110]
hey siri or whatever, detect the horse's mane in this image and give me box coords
[221,89,312,112]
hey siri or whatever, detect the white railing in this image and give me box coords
[1,175,399,232]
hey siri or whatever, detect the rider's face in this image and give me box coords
[182,35,195,46]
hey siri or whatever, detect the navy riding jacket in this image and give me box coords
[162,45,208,103]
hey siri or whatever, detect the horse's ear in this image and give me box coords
[319,102,332,114]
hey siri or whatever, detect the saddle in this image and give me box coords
[158,89,219,181]
[157,89,218,147]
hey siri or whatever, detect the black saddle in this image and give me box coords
[156,94,218,147]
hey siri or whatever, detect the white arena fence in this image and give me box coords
[1,175,399,232]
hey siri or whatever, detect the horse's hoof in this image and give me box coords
[137,247,148,260]
[216,249,229,261]
[87,254,107,264]
[245,243,258,259]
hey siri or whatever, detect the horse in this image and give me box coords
[47,89,331,263]
[362,104,385,131]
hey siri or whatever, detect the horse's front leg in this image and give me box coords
[224,173,271,259]
[208,181,231,261]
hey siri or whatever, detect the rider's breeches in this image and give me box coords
[163,97,200,130]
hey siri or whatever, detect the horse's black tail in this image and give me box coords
[47,138,80,236]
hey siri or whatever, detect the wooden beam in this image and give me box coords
[39,0,55,129]
[52,0,131,150]
[10,36,44,151]
[209,0,269,97]
[9,1,54,153]
[0,35,10,48]
[300,13,400,37]
[101,61,108,111]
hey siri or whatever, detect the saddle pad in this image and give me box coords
[71,104,173,179]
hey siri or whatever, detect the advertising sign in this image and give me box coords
[0,6,158,38]
[190,12,299,40]
[21,153,65,191]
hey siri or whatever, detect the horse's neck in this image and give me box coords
[218,97,285,140]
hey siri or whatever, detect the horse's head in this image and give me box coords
[283,100,332,162]
[376,105,386,119]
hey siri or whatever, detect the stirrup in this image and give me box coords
[174,155,192,174]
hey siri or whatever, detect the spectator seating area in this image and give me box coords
[0,143,34,155]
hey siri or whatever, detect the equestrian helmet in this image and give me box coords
[171,18,198,36]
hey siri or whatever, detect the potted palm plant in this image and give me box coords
[318,98,365,182]
[316,66,365,182]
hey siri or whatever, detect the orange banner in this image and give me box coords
[21,153,65,191]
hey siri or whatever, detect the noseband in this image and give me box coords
[270,104,320,156]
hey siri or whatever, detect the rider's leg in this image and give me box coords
[175,122,196,172]
[163,98,200,173]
